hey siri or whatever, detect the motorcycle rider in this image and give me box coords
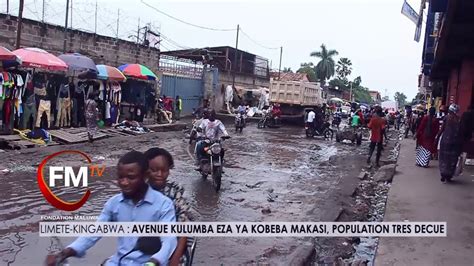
[195,109,230,169]
[45,151,177,266]
[237,102,247,125]
[271,103,282,125]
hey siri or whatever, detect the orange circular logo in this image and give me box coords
[37,150,92,211]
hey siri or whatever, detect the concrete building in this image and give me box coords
[421,0,474,114]
[161,46,270,110]
[269,72,309,82]
[0,14,160,74]
[369,90,382,104]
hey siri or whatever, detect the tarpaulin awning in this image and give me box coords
[13,47,68,71]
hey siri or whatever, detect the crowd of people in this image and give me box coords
[411,104,474,183]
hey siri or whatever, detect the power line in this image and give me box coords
[160,33,190,50]
[239,27,280,50]
[140,0,235,32]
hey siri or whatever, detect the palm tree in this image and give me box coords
[310,44,339,83]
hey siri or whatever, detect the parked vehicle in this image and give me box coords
[269,79,324,121]
[198,136,230,192]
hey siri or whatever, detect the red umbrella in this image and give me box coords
[13,47,68,71]
[0,46,20,61]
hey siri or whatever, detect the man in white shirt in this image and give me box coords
[195,109,230,168]
[306,109,316,130]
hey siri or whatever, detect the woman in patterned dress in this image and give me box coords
[415,107,439,167]
[144,148,192,266]
[436,104,462,183]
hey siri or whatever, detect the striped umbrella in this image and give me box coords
[96,65,127,82]
[118,64,157,80]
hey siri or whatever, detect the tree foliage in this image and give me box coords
[335,57,352,85]
[382,95,390,101]
[282,67,293,73]
[394,92,407,107]
[297,62,318,82]
[310,44,338,83]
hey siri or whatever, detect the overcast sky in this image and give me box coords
[2,0,425,100]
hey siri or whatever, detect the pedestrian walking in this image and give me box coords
[458,104,474,172]
[415,107,439,167]
[404,110,414,138]
[367,108,386,167]
[436,104,462,183]
[85,92,99,143]
[175,95,183,121]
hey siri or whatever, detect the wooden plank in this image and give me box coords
[0,135,22,141]
[11,140,37,148]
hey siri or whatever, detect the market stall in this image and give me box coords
[117,64,157,123]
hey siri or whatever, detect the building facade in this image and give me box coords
[369,90,382,104]
[421,0,474,114]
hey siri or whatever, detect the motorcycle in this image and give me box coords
[305,121,333,139]
[257,111,280,129]
[198,135,230,192]
[100,236,196,266]
[332,115,342,129]
[234,112,246,133]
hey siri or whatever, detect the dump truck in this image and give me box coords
[269,79,324,119]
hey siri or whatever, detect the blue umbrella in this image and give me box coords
[58,53,98,73]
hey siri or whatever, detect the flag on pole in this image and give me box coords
[414,0,427,42]
[401,0,419,25]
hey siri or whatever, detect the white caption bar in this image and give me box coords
[39,222,447,237]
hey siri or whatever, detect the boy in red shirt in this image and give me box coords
[367,108,386,167]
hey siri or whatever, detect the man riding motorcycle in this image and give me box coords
[271,103,282,124]
[195,109,230,169]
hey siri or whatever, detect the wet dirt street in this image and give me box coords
[0,120,370,265]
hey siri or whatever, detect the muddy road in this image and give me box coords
[0,120,370,265]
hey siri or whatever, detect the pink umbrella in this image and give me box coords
[13,47,68,71]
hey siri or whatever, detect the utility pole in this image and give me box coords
[349,82,353,102]
[116,9,120,40]
[42,0,45,23]
[63,0,70,53]
[15,0,24,49]
[94,0,98,34]
[136,18,140,44]
[278,46,283,80]
[70,0,73,29]
[232,24,239,87]
[7,0,9,15]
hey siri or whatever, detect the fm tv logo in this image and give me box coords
[37,150,105,211]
